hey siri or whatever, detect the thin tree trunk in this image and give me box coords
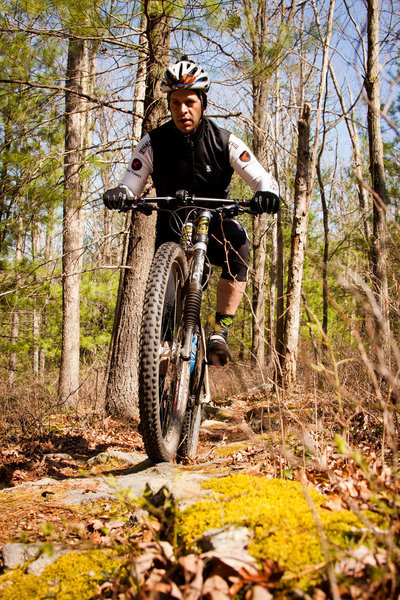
[252,213,267,366]
[32,224,40,376]
[246,0,295,367]
[275,208,285,365]
[39,310,46,378]
[317,155,329,337]
[39,214,55,377]
[282,0,335,385]
[251,17,268,363]
[282,103,311,384]
[267,71,281,366]
[365,0,390,358]
[58,37,87,406]
[268,216,277,364]
[9,208,22,381]
[9,313,19,380]
[329,64,371,241]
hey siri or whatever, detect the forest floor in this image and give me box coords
[0,365,399,599]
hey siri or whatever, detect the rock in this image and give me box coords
[27,546,74,575]
[199,526,253,552]
[2,542,42,569]
[63,487,114,506]
[1,542,76,575]
[87,453,109,467]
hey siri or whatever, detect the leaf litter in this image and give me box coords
[0,390,399,598]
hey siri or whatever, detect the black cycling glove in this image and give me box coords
[103,185,136,211]
[250,191,280,215]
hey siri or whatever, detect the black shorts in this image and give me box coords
[155,212,249,282]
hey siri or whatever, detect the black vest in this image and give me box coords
[149,118,233,198]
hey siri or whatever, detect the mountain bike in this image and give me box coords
[126,190,251,463]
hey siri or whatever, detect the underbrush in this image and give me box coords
[1,328,400,597]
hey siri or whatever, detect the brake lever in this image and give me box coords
[136,199,157,215]
[118,198,137,212]
[220,204,243,218]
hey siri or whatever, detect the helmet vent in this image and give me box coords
[160,56,211,94]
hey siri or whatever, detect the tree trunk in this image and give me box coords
[252,213,267,367]
[282,103,311,385]
[245,0,295,367]
[282,0,335,385]
[365,0,390,358]
[9,208,22,381]
[105,1,170,418]
[317,155,329,337]
[249,0,270,368]
[268,215,277,365]
[32,223,40,376]
[58,37,87,406]
[275,208,285,366]
[329,64,371,241]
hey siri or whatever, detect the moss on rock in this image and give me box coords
[0,549,124,600]
[178,474,376,588]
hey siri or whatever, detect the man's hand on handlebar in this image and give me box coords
[250,191,280,215]
[103,185,137,211]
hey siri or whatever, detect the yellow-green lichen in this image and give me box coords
[178,474,377,588]
[212,442,250,457]
[0,549,125,600]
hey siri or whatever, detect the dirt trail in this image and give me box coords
[0,382,273,552]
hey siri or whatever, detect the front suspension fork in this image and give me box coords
[181,210,210,360]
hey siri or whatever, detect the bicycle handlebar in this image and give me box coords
[123,193,253,214]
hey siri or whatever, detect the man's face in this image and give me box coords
[170,89,203,134]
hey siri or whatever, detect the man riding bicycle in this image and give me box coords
[103,56,280,366]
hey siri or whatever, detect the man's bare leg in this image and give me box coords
[216,278,246,314]
[208,278,247,366]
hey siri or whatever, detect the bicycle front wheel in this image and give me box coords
[178,326,207,461]
[139,242,190,462]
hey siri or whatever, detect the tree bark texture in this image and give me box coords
[105,1,170,418]
[275,208,285,365]
[317,154,329,337]
[245,0,295,367]
[248,0,270,367]
[329,64,371,241]
[58,38,87,406]
[9,208,22,381]
[282,0,334,385]
[365,0,390,354]
[282,104,311,385]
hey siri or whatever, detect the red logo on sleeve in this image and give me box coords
[131,158,142,171]
[239,151,251,163]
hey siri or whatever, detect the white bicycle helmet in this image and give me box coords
[160,56,210,94]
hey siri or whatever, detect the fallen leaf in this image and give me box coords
[245,585,273,600]
[178,554,203,600]
[202,574,230,600]
[312,589,327,600]
[335,545,386,577]
[321,494,346,511]
[90,531,102,545]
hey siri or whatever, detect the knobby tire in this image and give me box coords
[139,242,190,462]
[177,327,206,461]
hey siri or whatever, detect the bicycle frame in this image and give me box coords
[129,193,251,461]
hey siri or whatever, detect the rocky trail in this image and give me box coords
[0,375,277,563]
[0,370,397,599]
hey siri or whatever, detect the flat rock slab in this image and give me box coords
[1,451,221,509]
[64,458,215,508]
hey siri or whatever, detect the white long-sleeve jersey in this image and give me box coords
[120,124,279,199]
